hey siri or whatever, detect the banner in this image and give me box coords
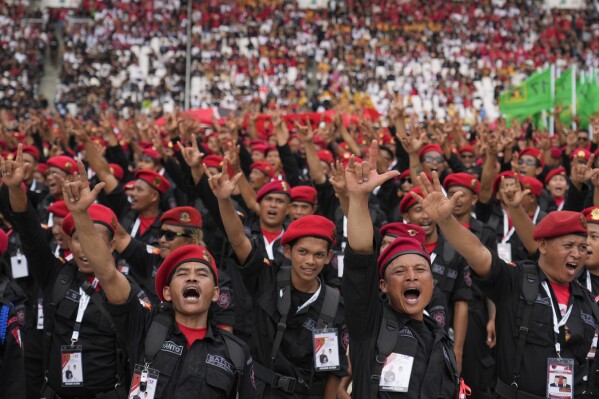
[545,0,586,9]
[297,0,329,9]
[499,68,552,119]
[577,73,599,128]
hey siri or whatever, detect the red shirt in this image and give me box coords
[425,241,437,255]
[139,215,157,236]
[549,281,571,310]
[177,323,207,348]
[261,228,282,244]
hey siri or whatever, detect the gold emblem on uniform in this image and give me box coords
[407,229,417,237]
[179,212,191,223]
[582,215,588,229]
[153,177,162,188]
[591,208,599,221]
[471,179,477,188]
[281,181,289,192]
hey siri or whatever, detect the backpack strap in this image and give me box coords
[316,285,340,329]
[271,266,292,367]
[511,260,538,388]
[370,305,400,398]
[0,277,9,299]
[143,308,172,366]
[222,332,246,394]
[43,266,76,373]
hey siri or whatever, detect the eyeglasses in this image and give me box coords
[423,156,444,164]
[139,155,155,163]
[460,154,475,159]
[160,230,192,241]
[578,136,589,141]
[518,159,537,166]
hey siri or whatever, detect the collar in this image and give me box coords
[537,267,585,299]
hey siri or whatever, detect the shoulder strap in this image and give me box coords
[442,238,456,266]
[144,309,172,365]
[271,266,292,367]
[44,266,76,371]
[316,285,340,329]
[370,305,400,398]
[0,277,9,299]
[222,334,245,374]
[511,260,538,387]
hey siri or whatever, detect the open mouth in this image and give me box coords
[566,262,578,273]
[403,288,421,304]
[182,286,200,300]
[267,210,277,217]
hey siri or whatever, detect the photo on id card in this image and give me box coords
[129,365,159,399]
[61,346,83,387]
[547,358,574,399]
[313,328,340,371]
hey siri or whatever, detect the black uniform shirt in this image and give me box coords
[12,205,125,397]
[0,298,26,399]
[230,240,349,398]
[476,251,597,396]
[341,248,458,398]
[106,288,256,399]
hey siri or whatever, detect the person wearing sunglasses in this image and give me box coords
[517,148,544,178]
[111,206,236,332]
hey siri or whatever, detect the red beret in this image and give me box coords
[135,170,170,194]
[290,185,317,205]
[379,223,426,244]
[519,148,545,168]
[108,163,124,181]
[265,146,278,155]
[256,180,291,202]
[340,154,363,169]
[443,172,480,194]
[47,156,77,175]
[160,206,203,229]
[281,215,336,246]
[377,237,430,278]
[550,147,565,159]
[418,144,443,160]
[317,149,334,165]
[21,145,40,161]
[457,145,475,155]
[399,170,412,182]
[62,204,118,237]
[141,148,162,162]
[570,148,591,161]
[155,245,218,301]
[251,144,269,155]
[544,167,566,185]
[123,180,136,190]
[250,161,275,178]
[48,200,69,218]
[533,211,587,240]
[492,171,517,194]
[203,155,224,169]
[583,207,599,224]
[520,176,543,197]
[37,163,48,175]
[399,186,423,214]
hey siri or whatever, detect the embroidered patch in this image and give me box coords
[463,268,472,286]
[429,306,446,328]
[532,294,551,306]
[581,312,596,329]
[65,289,81,303]
[303,318,316,332]
[447,269,458,279]
[217,290,231,309]
[432,264,445,275]
[206,354,235,375]
[398,327,415,339]
[161,341,183,356]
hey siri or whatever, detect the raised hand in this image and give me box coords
[411,171,459,223]
[0,143,28,188]
[294,119,315,143]
[205,158,242,200]
[571,154,595,188]
[498,174,530,208]
[225,144,242,173]
[345,140,399,195]
[178,134,204,168]
[55,160,105,212]
[329,160,347,195]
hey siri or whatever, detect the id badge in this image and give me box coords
[547,357,574,399]
[129,364,159,399]
[61,345,84,387]
[497,243,512,263]
[312,328,340,371]
[379,353,414,392]
[588,333,598,359]
[337,255,344,278]
[37,299,44,330]
[11,252,29,279]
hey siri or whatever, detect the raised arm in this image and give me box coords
[2,144,29,212]
[498,175,537,255]
[413,171,493,278]
[56,161,131,304]
[296,120,326,185]
[346,141,400,254]
[206,161,253,264]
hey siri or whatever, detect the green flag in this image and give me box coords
[555,67,574,108]
[500,68,552,119]
[577,74,599,128]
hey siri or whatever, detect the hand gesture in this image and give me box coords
[571,154,595,187]
[205,158,242,200]
[55,160,105,212]
[178,134,204,168]
[329,160,347,195]
[411,171,458,223]
[345,140,399,195]
[294,119,314,143]
[498,174,530,209]
[0,144,28,188]
[225,144,242,173]
[400,124,427,155]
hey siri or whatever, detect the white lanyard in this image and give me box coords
[587,270,592,293]
[130,217,141,237]
[296,283,322,314]
[557,200,565,211]
[541,281,573,356]
[48,212,54,228]
[430,252,437,265]
[263,230,284,260]
[70,278,99,344]
[501,206,540,244]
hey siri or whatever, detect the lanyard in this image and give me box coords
[501,206,540,244]
[296,283,322,314]
[541,281,573,357]
[130,217,141,237]
[262,230,284,260]
[70,278,99,345]
[585,270,599,301]
[430,252,437,265]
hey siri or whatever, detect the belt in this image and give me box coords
[253,361,313,394]
[495,379,545,399]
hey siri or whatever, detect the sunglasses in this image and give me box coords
[518,159,537,166]
[460,154,475,159]
[139,155,156,163]
[160,230,192,241]
[423,156,444,164]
